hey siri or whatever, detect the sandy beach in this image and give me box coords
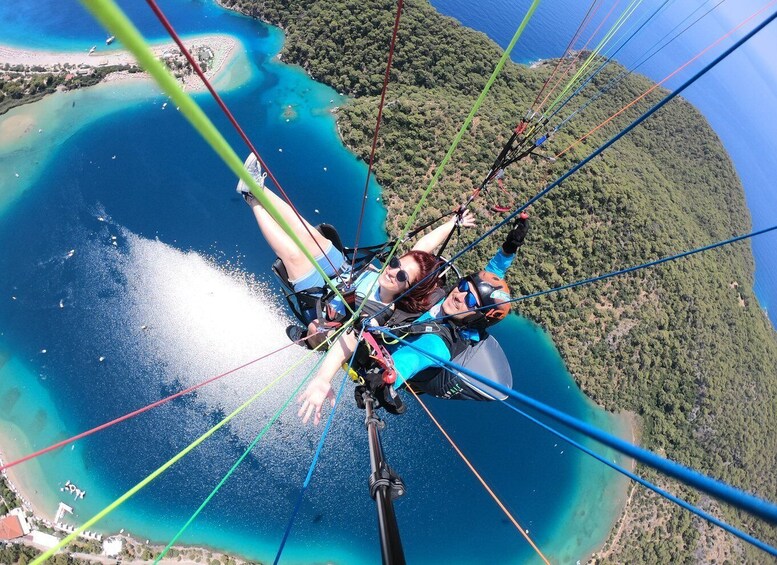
[1,439,253,564]
[0,403,258,563]
[0,113,37,147]
[0,33,241,93]
[0,422,57,523]
[0,32,247,205]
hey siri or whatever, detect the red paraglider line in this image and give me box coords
[350,0,405,276]
[557,0,777,158]
[144,0,339,275]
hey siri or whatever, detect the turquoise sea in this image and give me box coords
[2,0,731,563]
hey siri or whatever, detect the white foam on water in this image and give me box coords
[119,231,316,422]
[75,222,368,487]
[23,213,383,552]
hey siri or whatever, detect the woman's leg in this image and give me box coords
[239,154,334,281]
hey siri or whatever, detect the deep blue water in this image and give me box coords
[0,0,245,50]
[431,0,777,323]
[0,1,635,563]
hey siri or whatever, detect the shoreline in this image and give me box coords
[0,32,248,210]
[0,32,241,104]
[0,32,246,555]
[0,422,57,523]
[0,320,640,565]
[587,410,641,563]
[0,438,255,564]
[0,34,241,145]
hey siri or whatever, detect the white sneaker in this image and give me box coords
[236,153,267,198]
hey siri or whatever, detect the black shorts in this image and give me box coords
[407,370,492,401]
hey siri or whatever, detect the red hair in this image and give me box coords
[394,250,444,313]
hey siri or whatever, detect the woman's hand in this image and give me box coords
[456,209,476,228]
[296,331,356,425]
[297,376,335,425]
[412,208,477,253]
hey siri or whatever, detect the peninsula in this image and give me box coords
[0,34,239,116]
[221,0,777,562]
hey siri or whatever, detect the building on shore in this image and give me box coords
[103,536,122,557]
[0,508,31,540]
[29,530,59,550]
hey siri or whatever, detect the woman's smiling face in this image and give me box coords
[379,254,421,294]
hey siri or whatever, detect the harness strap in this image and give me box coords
[434,209,462,259]
[363,332,397,385]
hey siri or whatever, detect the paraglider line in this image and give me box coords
[378,329,777,524]
[143,0,341,275]
[407,386,551,564]
[499,401,777,556]
[0,340,305,473]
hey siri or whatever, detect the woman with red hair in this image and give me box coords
[236,153,475,348]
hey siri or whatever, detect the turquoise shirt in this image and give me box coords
[392,249,515,387]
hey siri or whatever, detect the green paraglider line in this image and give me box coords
[29,0,777,562]
[545,0,645,115]
[30,332,343,565]
[378,328,777,525]
[153,354,328,563]
[350,0,542,322]
[143,0,344,279]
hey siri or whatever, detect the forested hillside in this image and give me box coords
[222,0,777,561]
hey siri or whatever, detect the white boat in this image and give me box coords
[88,45,96,54]
[61,479,87,500]
[106,35,115,45]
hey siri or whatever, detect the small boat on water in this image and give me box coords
[88,46,96,54]
[61,479,86,500]
[106,35,115,45]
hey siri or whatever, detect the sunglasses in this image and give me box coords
[388,257,410,284]
[457,278,480,309]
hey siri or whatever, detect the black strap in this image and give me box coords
[355,382,406,415]
[482,116,551,189]
[401,211,453,242]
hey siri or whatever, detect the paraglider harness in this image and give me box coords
[345,288,451,415]
[271,216,455,332]
[271,223,395,328]
[349,331,407,415]
[344,308,510,565]
[347,312,512,416]
[384,317,513,402]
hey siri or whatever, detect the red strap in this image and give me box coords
[143,0,340,274]
[363,332,397,385]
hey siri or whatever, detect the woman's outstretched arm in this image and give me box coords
[297,330,358,425]
[411,210,476,254]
